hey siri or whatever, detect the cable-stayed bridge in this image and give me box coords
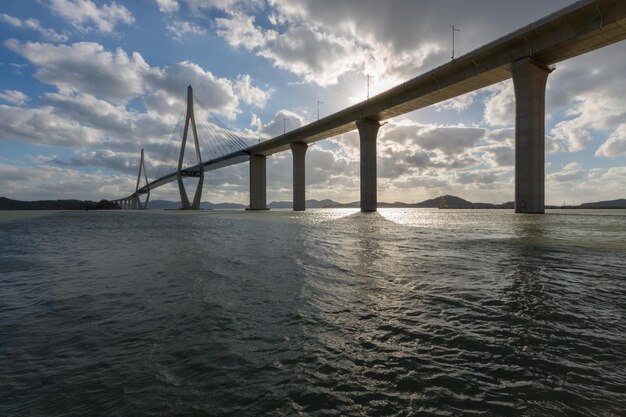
[113,0,626,213]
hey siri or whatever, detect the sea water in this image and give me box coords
[1,209,625,416]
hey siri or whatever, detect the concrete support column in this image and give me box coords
[357,118,381,212]
[290,143,308,211]
[512,57,552,214]
[247,154,268,210]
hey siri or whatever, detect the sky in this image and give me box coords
[1,0,625,205]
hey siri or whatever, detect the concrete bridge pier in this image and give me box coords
[247,154,268,210]
[512,57,552,214]
[357,119,381,212]
[290,143,308,211]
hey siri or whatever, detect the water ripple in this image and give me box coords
[0,209,625,416]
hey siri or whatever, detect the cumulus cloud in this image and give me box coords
[166,20,207,40]
[156,0,179,13]
[435,91,477,112]
[379,121,486,156]
[482,146,514,167]
[0,39,272,180]
[255,110,307,139]
[483,81,514,127]
[235,74,272,107]
[0,162,136,201]
[0,13,67,42]
[47,0,134,33]
[41,91,131,135]
[4,39,268,119]
[0,90,28,106]
[595,126,626,157]
[5,40,147,103]
[0,104,101,147]
[213,3,443,87]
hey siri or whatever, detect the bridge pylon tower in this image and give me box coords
[176,85,204,210]
[135,148,150,209]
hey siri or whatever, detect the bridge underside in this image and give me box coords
[116,0,626,213]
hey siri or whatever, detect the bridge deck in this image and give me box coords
[129,0,626,199]
[245,0,626,156]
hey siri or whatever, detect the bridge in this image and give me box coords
[113,0,626,214]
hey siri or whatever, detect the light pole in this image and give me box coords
[366,74,374,99]
[283,116,289,134]
[317,100,324,121]
[452,25,460,60]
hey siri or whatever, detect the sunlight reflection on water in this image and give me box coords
[1,208,625,416]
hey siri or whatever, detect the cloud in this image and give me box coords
[47,0,134,33]
[0,40,274,176]
[142,60,241,118]
[156,0,179,13]
[234,74,272,107]
[0,104,101,147]
[166,20,207,40]
[0,162,135,201]
[41,91,131,135]
[256,110,307,138]
[213,5,442,87]
[0,90,28,106]
[0,13,67,42]
[595,126,626,157]
[4,39,269,119]
[215,11,268,50]
[379,120,486,156]
[5,39,147,103]
[483,81,514,127]
[482,145,514,167]
[454,170,499,185]
[434,91,477,112]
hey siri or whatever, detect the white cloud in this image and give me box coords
[0,13,67,42]
[0,90,28,106]
[0,104,101,147]
[257,110,307,138]
[47,0,134,34]
[379,120,486,156]
[0,162,135,201]
[213,6,442,87]
[435,91,477,112]
[483,81,514,127]
[562,162,581,171]
[5,39,147,103]
[596,126,626,157]
[0,40,273,174]
[235,74,272,107]
[549,118,592,153]
[215,11,268,50]
[166,20,207,40]
[156,0,179,13]
[4,40,268,121]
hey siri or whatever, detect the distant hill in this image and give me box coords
[414,195,499,208]
[4,196,624,211]
[0,197,118,210]
[149,200,247,209]
[149,199,340,209]
[323,194,626,209]
[268,199,339,209]
[325,195,501,209]
[579,199,626,209]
